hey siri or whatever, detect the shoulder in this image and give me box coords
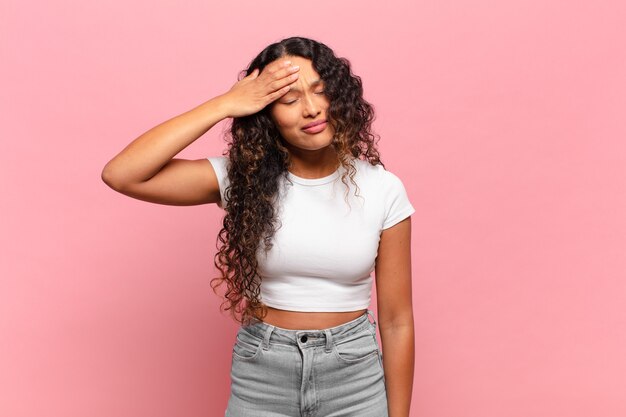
[206,156,231,209]
[206,155,229,171]
[350,158,381,177]
[351,158,405,188]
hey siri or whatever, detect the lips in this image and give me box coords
[302,119,327,130]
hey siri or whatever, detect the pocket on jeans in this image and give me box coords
[368,322,385,370]
[232,328,262,361]
[332,329,380,364]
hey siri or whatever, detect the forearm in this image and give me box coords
[102,94,231,187]
[380,323,414,417]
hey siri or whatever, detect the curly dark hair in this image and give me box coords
[210,36,385,325]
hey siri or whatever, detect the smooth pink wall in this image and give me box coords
[2,1,625,416]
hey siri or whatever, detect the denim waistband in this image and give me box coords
[240,309,378,351]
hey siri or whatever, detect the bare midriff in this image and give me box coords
[259,306,368,330]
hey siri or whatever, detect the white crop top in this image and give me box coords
[207,156,415,312]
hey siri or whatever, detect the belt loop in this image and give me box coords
[366,309,377,327]
[324,329,333,353]
[263,324,274,351]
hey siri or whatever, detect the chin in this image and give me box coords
[284,133,334,151]
[302,137,335,151]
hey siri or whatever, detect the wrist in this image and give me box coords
[211,93,233,119]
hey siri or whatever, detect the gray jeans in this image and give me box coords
[225,309,388,417]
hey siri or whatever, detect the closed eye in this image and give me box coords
[284,91,325,105]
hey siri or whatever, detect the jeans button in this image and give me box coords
[300,335,308,343]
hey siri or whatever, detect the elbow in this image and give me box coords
[101,163,125,191]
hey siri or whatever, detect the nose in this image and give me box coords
[302,93,321,118]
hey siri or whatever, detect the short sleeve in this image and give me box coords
[382,171,415,230]
[206,156,230,209]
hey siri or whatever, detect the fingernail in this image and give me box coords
[284,60,292,66]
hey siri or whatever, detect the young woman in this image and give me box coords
[102,36,415,417]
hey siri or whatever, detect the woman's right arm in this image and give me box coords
[101,59,299,206]
[101,95,231,206]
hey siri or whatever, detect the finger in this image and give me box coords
[261,61,299,92]
[266,85,292,102]
[267,70,299,93]
[273,58,293,72]
[261,58,297,82]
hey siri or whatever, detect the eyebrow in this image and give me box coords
[287,79,323,93]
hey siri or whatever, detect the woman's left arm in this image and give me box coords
[375,216,414,417]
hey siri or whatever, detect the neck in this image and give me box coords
[285,145,340,179]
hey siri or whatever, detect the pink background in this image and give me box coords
[2,0,625,416]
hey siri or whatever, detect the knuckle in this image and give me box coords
[269,80,280,91]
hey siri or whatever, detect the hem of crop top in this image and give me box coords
[262,299,371,312]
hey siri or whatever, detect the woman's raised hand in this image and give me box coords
[220,59,300,118]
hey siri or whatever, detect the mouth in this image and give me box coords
[301,120,328,134]
[302,119,327,130]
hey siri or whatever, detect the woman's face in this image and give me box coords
[269,56,335,152]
